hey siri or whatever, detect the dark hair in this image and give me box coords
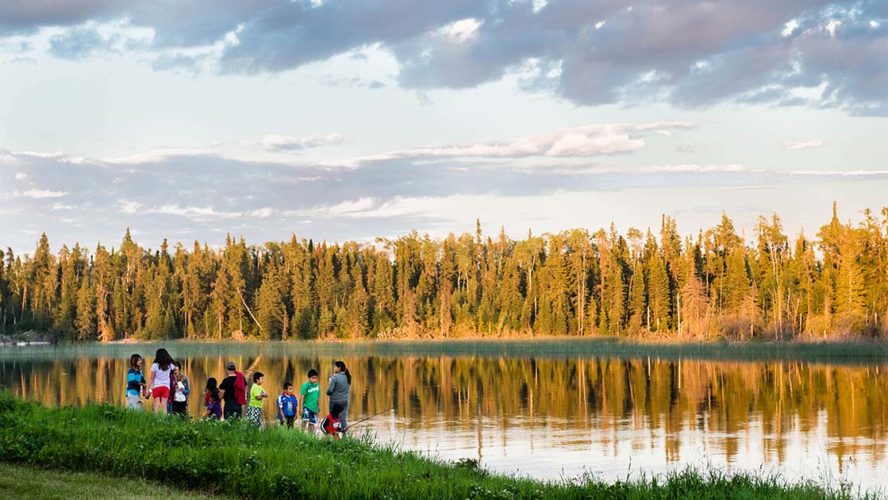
[154,348,173,371]
[205,377,220,402]
[129,354,142,370]
[307,368,318,378]
[334,360,351,385]
[283,382,293,390]
[253,371,264,383]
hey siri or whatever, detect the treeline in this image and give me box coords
[1,204,887,341]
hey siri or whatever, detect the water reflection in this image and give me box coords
[1,348,886,490]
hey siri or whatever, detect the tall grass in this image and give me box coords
[0,394,870,499]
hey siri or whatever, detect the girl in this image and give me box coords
[149,348,174,414]
[170,362,190,417]
[204,378,222,420]
[326,360,352,438]
[125,354,146,411]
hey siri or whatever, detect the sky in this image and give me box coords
[1,0,887,254]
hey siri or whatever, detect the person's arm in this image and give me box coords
[183,376,190,397]
[218,380,226,402]
[326,377,337,397]
[149,366,156,388]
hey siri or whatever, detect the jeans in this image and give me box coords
[330,400,349,430]
[223,403,242,420]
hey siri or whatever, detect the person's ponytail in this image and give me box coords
[334,360,352,385]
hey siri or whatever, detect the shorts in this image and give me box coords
[152,386,170,399]
[247,406,262,427]
[302,407,317,425]
[126,394,143,411]
[279,415,295,428]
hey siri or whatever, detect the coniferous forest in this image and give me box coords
[2,204,887,341]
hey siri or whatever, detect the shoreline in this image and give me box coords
[0,394,871,499]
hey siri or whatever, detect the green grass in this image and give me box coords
[0,394,873,499]
[0,462,218,499]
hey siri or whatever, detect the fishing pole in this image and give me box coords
[347,407,395,429]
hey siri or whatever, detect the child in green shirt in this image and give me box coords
[247,372,268,428]
[300,368,321,431]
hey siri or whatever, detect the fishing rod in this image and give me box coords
[347,407,395,429]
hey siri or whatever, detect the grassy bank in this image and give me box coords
[0,394,869,499]
[0,462,217,499]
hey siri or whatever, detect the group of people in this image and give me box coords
[126,348,352,436]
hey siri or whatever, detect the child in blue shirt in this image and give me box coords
[276,382,299,429]
[125,354,147,411]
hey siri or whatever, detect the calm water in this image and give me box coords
[1,340,887,491]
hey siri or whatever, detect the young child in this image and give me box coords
[247,372,268,428]
[204,377,222,420]
[276,382,299,429]
[126,354,146,411]
[300,369,321,431]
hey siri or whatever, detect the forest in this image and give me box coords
[1,204,886,341]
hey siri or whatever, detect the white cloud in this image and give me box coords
[119,200,142,214]
[3,189,69,199]
[259,133,344,152]
[361,122,694,162]
[436,18,483,44]
[14,172,27,180]
[784,139,826,150]
[825,19,842,37]
[782,19,800,38]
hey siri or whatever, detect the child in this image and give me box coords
[276,382,299,428]
[204,378,222,420]
[300,369,321,431]
[170,362,190,417]
[247,371,268,428]
[125,354,146,411]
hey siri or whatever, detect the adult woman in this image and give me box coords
[325,360,351,437]
[170,361,190,417]
[149,348,174,414]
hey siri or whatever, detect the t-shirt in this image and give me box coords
[126,368,145,396]
[174,380,187,402]
[150,363,173,389]
[300,381,320,412]
[277,394,298,418]
[249,383,266,409]
[219,375,238,405]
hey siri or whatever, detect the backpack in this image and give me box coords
[320,414,340,435]
[321,402,345,435]
[233,372,247,406]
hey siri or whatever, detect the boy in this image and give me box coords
[276,382,298,429]
[300,369,321,431]
[247,371,268,428]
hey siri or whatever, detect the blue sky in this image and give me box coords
[1,0,887,253]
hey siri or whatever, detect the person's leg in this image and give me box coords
[339,402,348,432]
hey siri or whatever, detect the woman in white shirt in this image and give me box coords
[149,348,174,414]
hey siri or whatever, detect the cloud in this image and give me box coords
[785,139,826,150]
[4,1,887,114]
[360,122,694,162]
[259,133,345,152]
[2,189,69,199]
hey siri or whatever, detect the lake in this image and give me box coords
[1,340,886,492]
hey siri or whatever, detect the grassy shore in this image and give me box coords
[0,462,218,499]
[0,394,871,499]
